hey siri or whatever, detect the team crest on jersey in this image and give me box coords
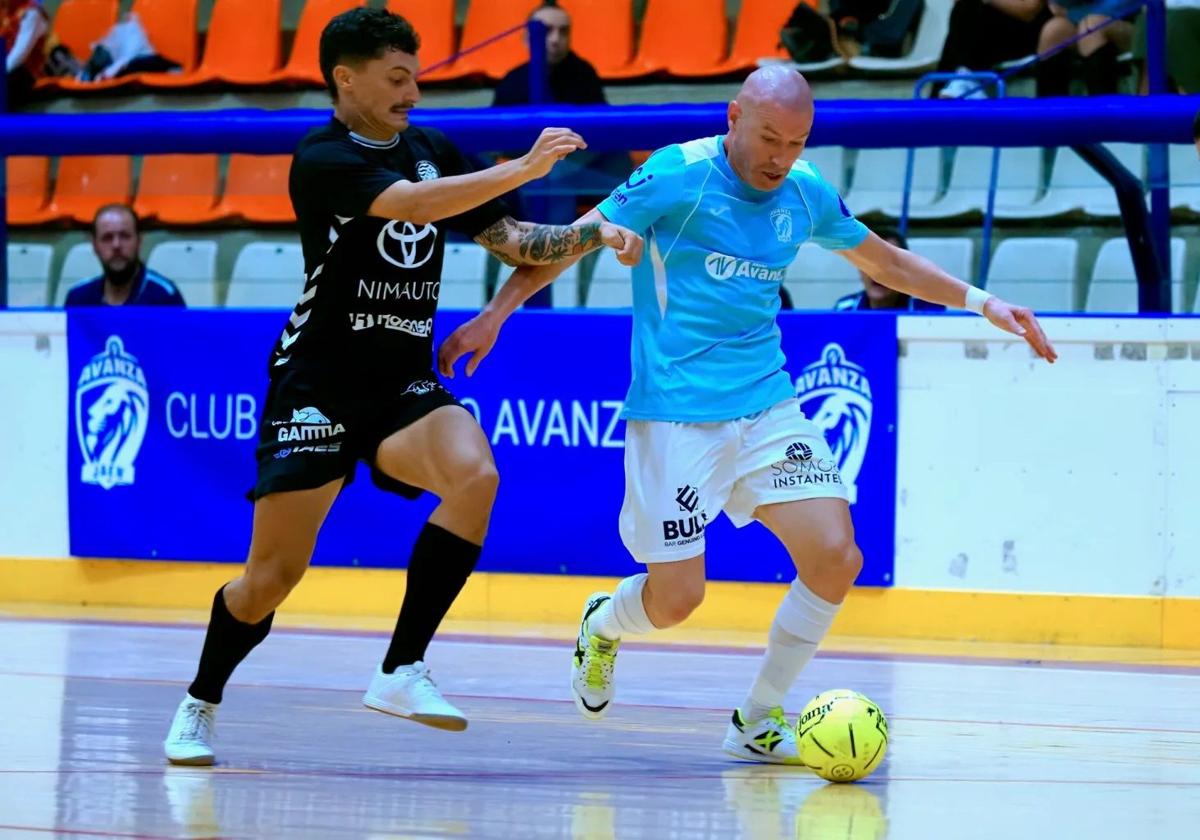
[416,160,440,181]
[75,336,149,490]
[770,208,793,243]
[377,220,438,269]
[793,343,872,504]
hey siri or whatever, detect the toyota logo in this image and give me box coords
[376,221,438,269]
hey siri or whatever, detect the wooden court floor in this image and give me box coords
[2,605,1198,839]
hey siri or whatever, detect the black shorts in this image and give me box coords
[251,367,464,501]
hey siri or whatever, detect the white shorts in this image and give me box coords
[619,400,850,563]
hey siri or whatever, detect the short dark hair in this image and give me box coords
[872,226,907,250]
[319,8,420,99]
[92,203,139,237]
[1193,108,1200,141]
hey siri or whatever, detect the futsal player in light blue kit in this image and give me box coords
[441,67,1057,763]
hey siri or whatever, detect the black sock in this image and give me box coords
[1082,43,1120,95]
[382,523,481,673]
[188,585,274,704]
[1036,51,1074,98]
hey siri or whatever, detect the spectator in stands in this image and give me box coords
[493,4,605,106]
[1035,1,1135,97]
[492,4,624,225]
[935,0,1051,98]
[779,0,923,63]
[2,0,50,109]
[1133,0,1200,93]
[834,228,946,311]
[64,205,186,307]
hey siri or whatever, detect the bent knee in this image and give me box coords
[813,533,863,582]
[241,563,305,614]
[444,456,500,504]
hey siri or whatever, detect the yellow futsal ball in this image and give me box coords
[796,689,889,783]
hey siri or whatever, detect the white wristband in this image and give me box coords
[964,286,993,315]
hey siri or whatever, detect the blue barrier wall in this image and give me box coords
[5,97,1200,156]
[66,309,898,585]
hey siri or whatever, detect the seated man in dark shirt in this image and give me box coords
[492,4,605,107]
[491,4,625,233]
[834,227,946,312]
[64,204,185,307]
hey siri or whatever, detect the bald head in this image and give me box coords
[736,66,814,114]
[724,68,815,191]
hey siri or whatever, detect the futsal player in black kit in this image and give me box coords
[164,7,642,765]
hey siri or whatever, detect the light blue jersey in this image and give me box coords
[597,135,869,423]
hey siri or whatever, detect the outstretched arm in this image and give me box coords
[473,210,639,267]
[441,208,628,377]
[839,232,1058,363]
[368,128,585,225]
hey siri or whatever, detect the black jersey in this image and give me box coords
[273,118,507,385]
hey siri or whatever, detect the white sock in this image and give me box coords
[741,577,840,722]
[588,573,654,640]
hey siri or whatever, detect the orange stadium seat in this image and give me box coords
[133,155,221,225]
[55,0,199,91]
[558,0,635,79]
[39,156,133,225]
[274,0,364,86]
[605,0,729,79]
[710,0,809,75]
[447,0,541,81]
[35,0,117,90]
[210,155,295,224]
[388,0,459,82]
[142,0,282,88]
[7,157,52,226]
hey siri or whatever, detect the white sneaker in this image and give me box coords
[939,76,988,100]
[363,661,467,732]
[164,694,217,766]
[723,707,805,766]
[571,592,620,720]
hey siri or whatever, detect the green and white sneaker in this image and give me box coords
[723,707,805,765]
[571,592,620,720]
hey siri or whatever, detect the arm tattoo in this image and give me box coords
[516,221,602,264]
[474,215,604,266]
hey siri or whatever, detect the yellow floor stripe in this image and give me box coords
[2,557,1198,649]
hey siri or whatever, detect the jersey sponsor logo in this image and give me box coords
[415,160,441,181]
[610,188,629,206]
[274,442,342,458]
[75,336,149,490]
[662,504,707,545]
[786,441,812,462]
[793,343,872,503]
[704,252,786,282]
[403,380,440,396]
[770,444,842,489]
[770,208,793,243]
[623,165,654,191]
[348,313,434,337]
[357,279,440,301]
[376,220,438,269]
[675,484,700,513]
[272,406,346,443]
